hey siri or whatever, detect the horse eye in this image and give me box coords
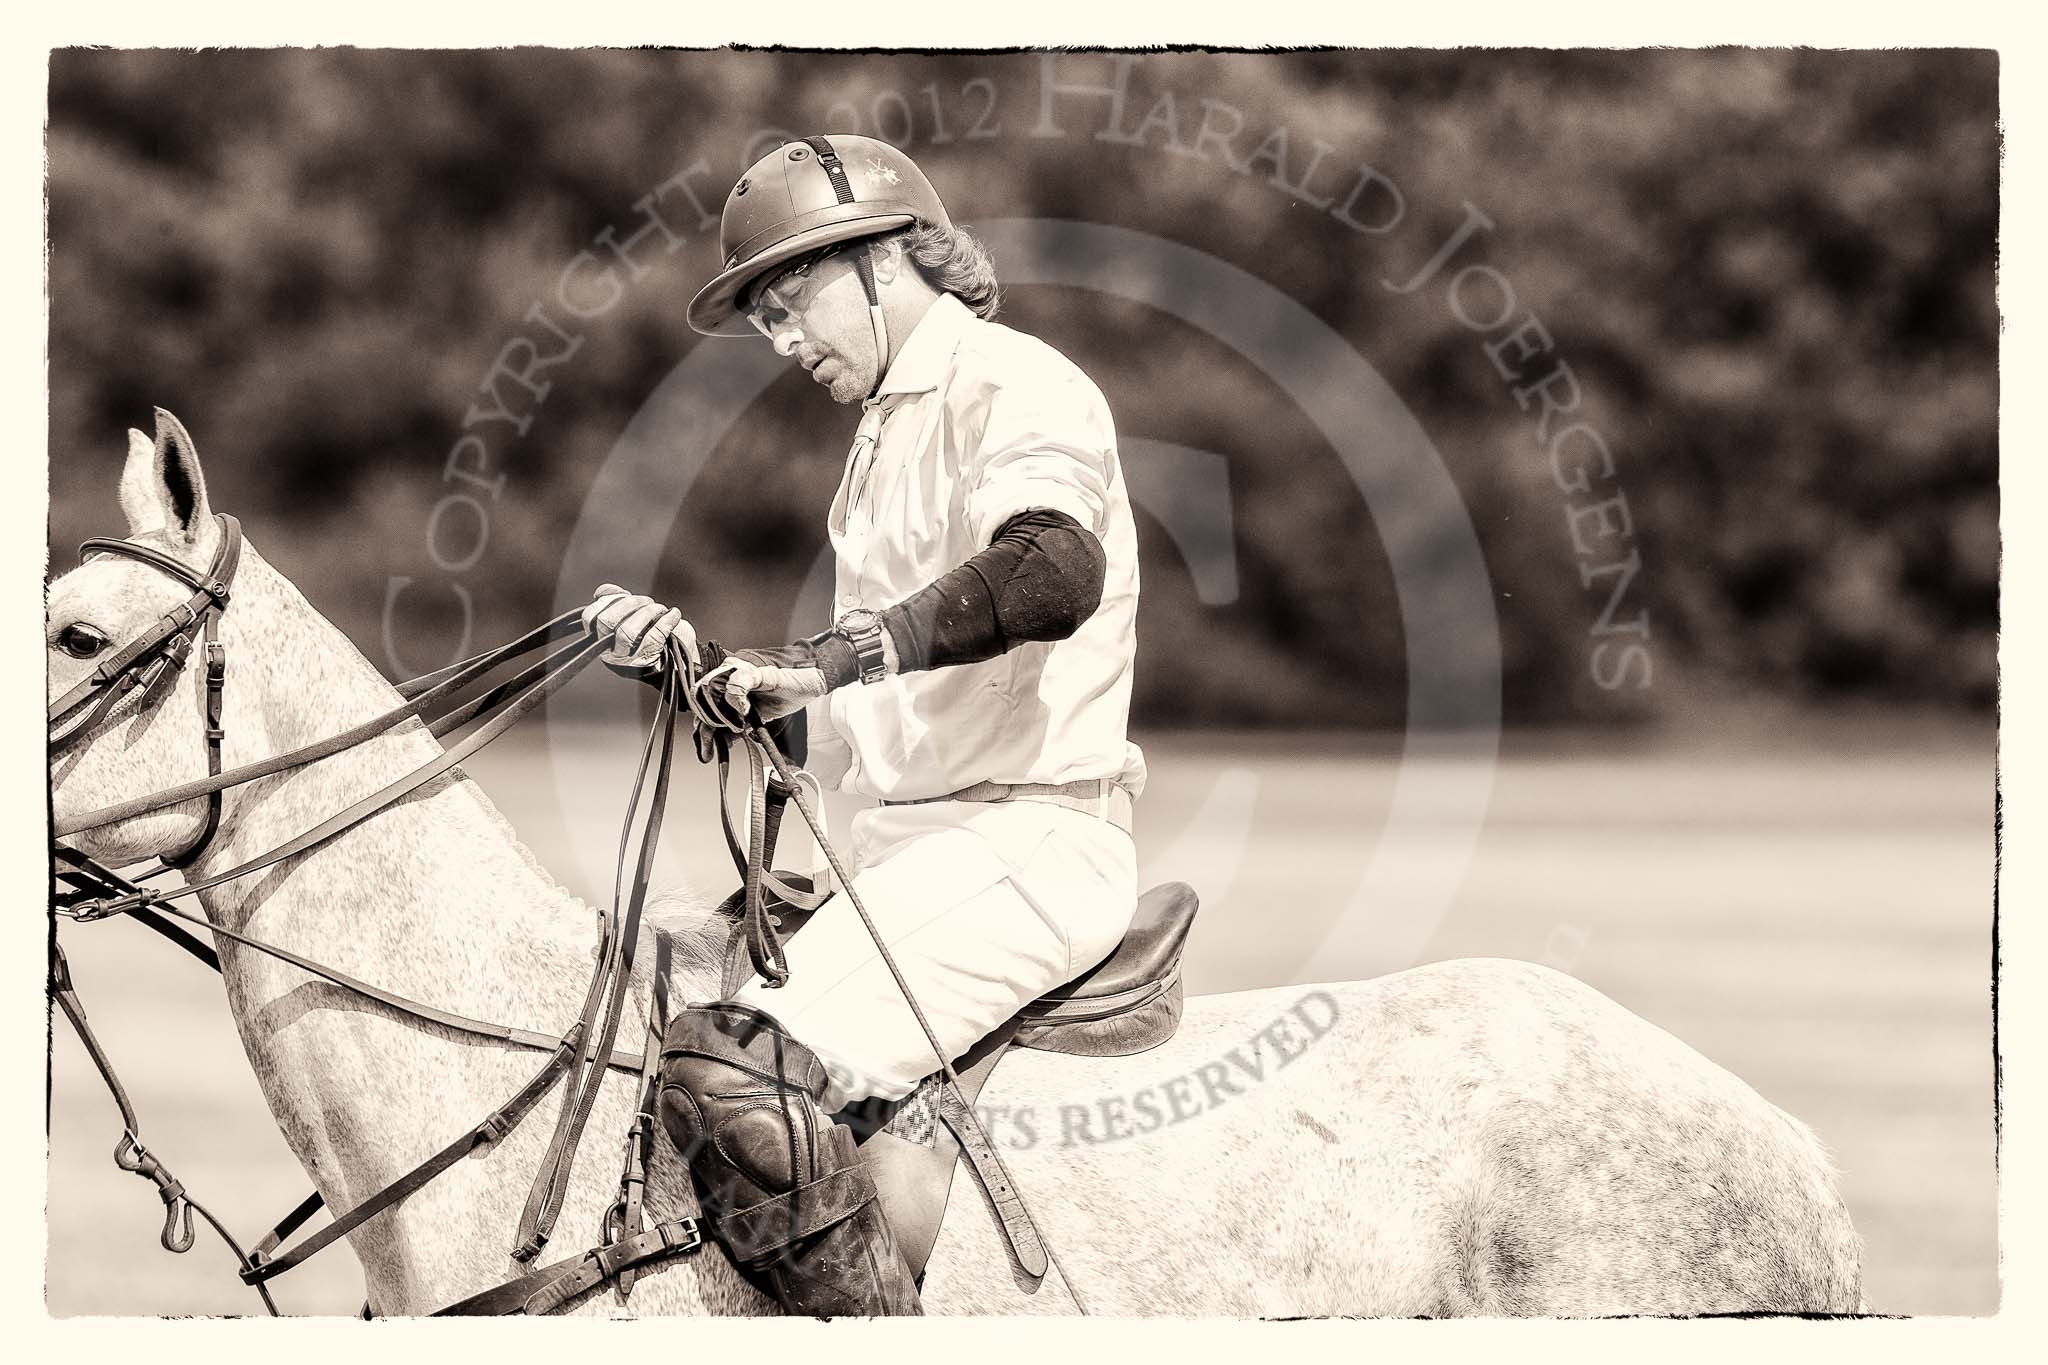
[55,624,109,660]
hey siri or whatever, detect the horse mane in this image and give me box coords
[642,887,731,992]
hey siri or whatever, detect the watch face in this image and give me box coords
[836,607,887,683]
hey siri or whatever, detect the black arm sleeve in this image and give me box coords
[879,507,1108,674]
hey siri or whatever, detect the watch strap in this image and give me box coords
[833,611,888,684]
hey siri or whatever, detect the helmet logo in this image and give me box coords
[863,157,902,189]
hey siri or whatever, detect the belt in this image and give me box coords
[884,778,1134,835]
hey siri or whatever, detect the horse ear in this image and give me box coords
[152,409,213,547]
[117,409,216,545]
[118,427,159,535]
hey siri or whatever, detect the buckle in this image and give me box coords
[60,889,151,923]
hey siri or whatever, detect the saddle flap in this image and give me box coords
[1015,977,1184,1057]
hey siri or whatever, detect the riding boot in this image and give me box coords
[657,999,924,1317]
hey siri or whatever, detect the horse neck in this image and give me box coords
[168,547,737,1308]
[187,548,601,1041]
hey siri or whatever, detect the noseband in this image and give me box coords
[49,513,243,869]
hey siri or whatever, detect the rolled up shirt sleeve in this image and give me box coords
[964,376,1115,546]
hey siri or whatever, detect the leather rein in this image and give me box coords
[49,516,728,1316]
[49,516,1075,1316]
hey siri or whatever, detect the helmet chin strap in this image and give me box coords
[865,303,890,402]
[848,238,890,402]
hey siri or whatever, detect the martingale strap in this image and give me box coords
[242,1038,586,1286]
[53,848,219,970]
[50,943,282,1315]
[434,1213,706,1317]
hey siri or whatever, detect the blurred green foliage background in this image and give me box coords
[45,49,1997,728]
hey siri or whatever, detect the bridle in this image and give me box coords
[47,510,1074,1317]
[49,514,243,871]
[48,515,713,1316]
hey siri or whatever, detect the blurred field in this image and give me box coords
[47,721,1996,1316]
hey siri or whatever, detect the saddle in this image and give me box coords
[712,878,1200,1282]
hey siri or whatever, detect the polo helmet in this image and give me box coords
[687,133,952,337]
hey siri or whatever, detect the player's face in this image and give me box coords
[744,246,878,405]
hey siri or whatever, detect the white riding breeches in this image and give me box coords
[732,798,1138,1111]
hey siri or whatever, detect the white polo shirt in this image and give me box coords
[819,292,1146,803]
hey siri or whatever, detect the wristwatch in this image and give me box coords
[833,607,889,684]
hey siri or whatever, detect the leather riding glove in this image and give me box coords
[582,584,697,673]
[584,504,1102,725]
[702,634,872,724]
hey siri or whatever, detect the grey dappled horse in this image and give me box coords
[48,414,1864,1315]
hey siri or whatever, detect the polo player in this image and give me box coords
[584,134,1144,1316]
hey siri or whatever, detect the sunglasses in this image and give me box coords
[743,245,846,338]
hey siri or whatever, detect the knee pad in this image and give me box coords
[658,1001,832,1196]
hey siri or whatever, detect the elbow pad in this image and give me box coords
[881,508,1107,673]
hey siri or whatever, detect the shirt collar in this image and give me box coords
[875,293,974,399]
